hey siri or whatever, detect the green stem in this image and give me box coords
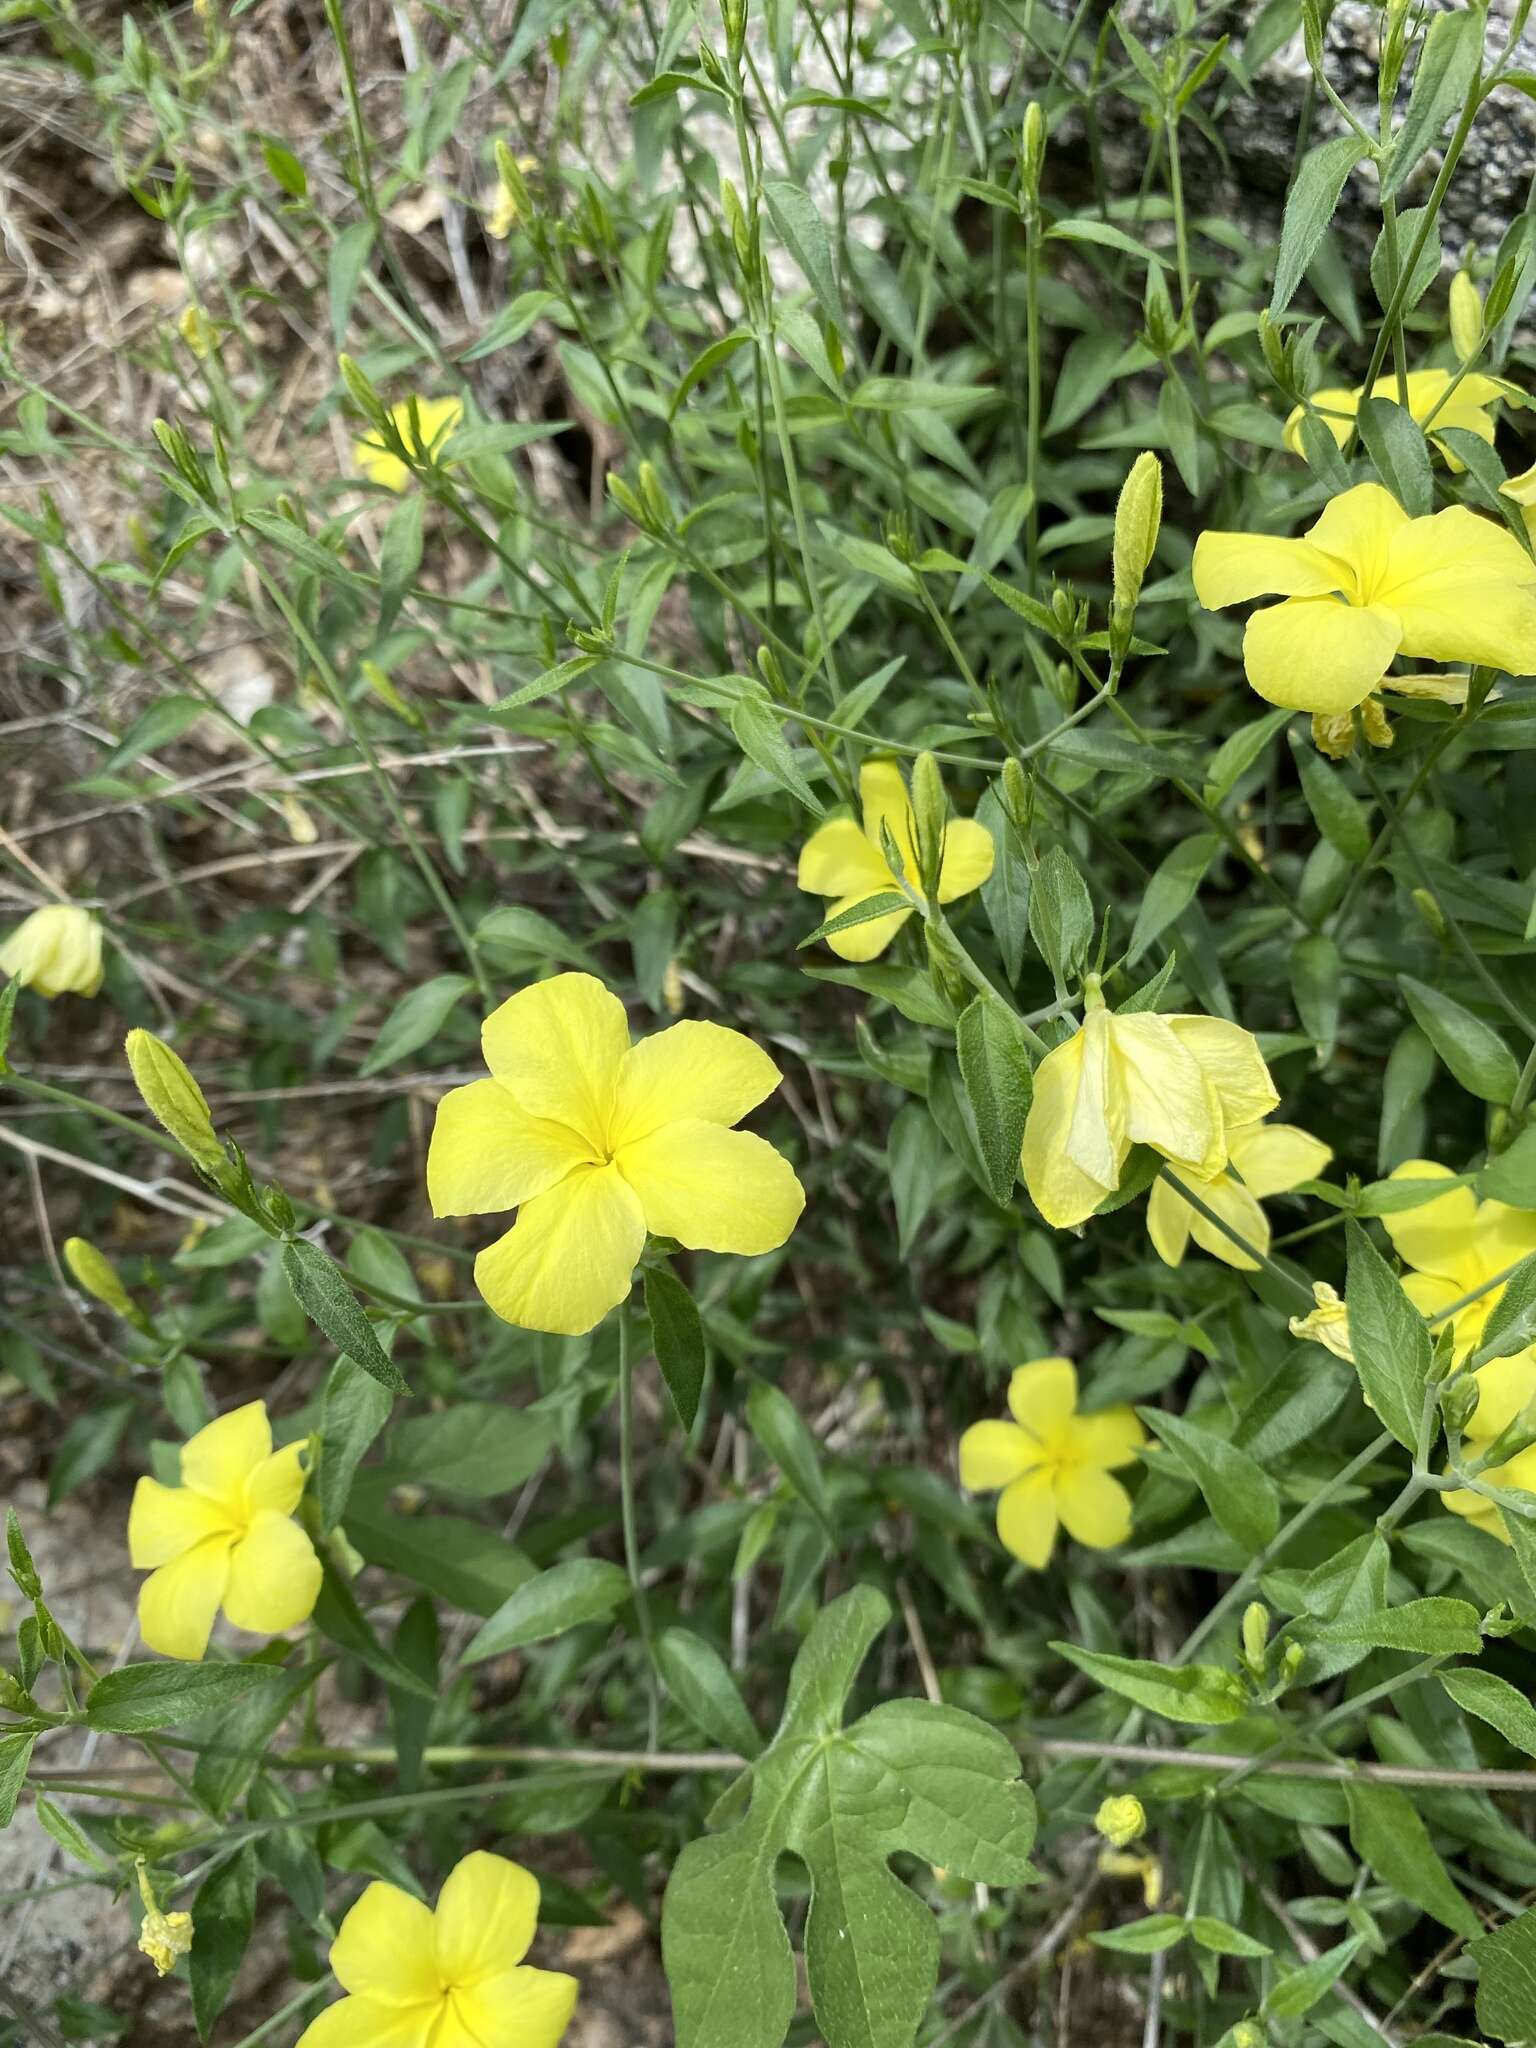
[619,1299,663,1749]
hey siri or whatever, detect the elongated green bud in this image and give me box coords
[1450,271,1483,362]
[124,1029,224,1172]
[63,1237,143,1326]
[910,752,947,900]
[1112,452,1162,623]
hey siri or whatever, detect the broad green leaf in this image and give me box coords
[1262,1936,1365,2020]
[747,1380,832,1528]
[976,787,1031,982]
[1344,1217,1431,1453]
[1203,707,1291,806]
[1139,1407,1279,1553]
[1400,976,1519,1105]
[345,1485,535,1616]
[328,219,374,345]
[281,1239,409,1396]
[1128,834,1219,963]
[1091,1914,1186,1952]
[87,1661,283,1734]
[1385,7,1484,197]
[0,1731,34,1829]
[102,694,204,772]
[955,998,1033,1205]
[656,1626,763,1757]
[385,1402,555,1498]
[1344,1781,1479,1938]
[359,973,473,1078]
[1440,1666,1536,1758]
[1296,748,1371,862]
[1357,397,1433,518]
[1291,932,1341,1061]
[1311,1596,1481,1655]
[463,1558,632,1662]
[645,1264,707,1430]
[1051,1644,1246,1724]
[191,1843,257,2042]
[1474,1904,1536,2042]
[318,1355,395,1529]
[762,180,843,332]
[730,698,826,814]
[377,489,424,634]
[1188,1916,1271,1957]
[1272,134,1369,315]
[190,1662,318,1819]
[1028,846,1094,989]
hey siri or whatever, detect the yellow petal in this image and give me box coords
[1191,532,1345,609]
[1107,1013,1217,1169]
[1241,597,1401,712]
[1007,1357,1078,1435]
[480,973,630,1151]
[128,1476,235,1569]
[138,1536,234,1661]
[1467,1348,1536,1442]
[1382,669,1474,702]
[617,1121,804,1253]
[858,759,919,878]
[1504,457,1536,508]
[995,1469,1059,1566]
[1226,1121,1331,1198]
[1282,386,1362,455]
[296,1997,437,2048]
[1306,481,1410,593]
[245,1441,309,1519]
[453,1968,578,2048]
[1020,1025,1121,1229]
[935,817,995,903]
[958,1419,1037,1492]
[1070,1406,1146,1469]
[1166,1017,1279,1135]
[612,1021,783,1144]
[797,817,888,899]
[331,1882,441,2005]
[434,1852,539,1981]
[223,1511,323,1635]
[1381,505,1536,676]
[1381,1161,1479,1281]
[1146,1173,1194,1266]
[821,891,913,961]
[427,1078,596,1219]
[1055,1467,1135,1549]
[1185,1169,1271,1271]
[180,1402,271,1508]
[1479,1196,1536,1277]
[474,1165,646,1336]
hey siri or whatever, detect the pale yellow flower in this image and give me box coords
[1283,367,1518,469]
[0,905,104,997]
[354,396,465,493]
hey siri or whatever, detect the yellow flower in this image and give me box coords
[796,759,994,960]
[127,1402,322,1661]
[1192,482,1536,716]
[177,303,215,358]
[958,1357,1145,1567]
[1442,1444,1536,1546]
[296,1851,577,2048]
[1382,1159,1536,1360]
[1147,1120,1331,1270]
[1283,368,1517,468]
[136,1861,193,1976]
[428,973,805,1336]
[1501,458,1536,550]
[1288,1280,1354,1361]
[354,396,465,493]
[1019,978,1277,1230]
[1095,1794,1146,1847]
[0,904,104,998]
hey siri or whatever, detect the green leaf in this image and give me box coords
[671,331,754,416]
[1203,706,1292,806]
[464,1558,632,1661]
[1291,932,1342,1061]
[34,1793,110,1870]
[747,1379,832,1529]
[86,1660,284,1734]
[662,1587,1036,2048]
[345,1485,535,1616]
[955,998,1032,1206]
[1050,1644,1246,1724]
[762,180,843,332]
[645,1264,707,1430]
[799,891,908,948]
[0,974,19,1068]
[191,1843,256,2042]
[1049,217,1156,262]
[385,1402,555,1498]
[313,1560,437,1698]
[359,973,473,1078]
[318,1355,395,1529]
[281,1239,410,1396]
[1384,6,1484,197]
[1296,748,1371,863]
[1138,1407,1279,1553]
[656,1626,763,1757]
[730,698,826,814]
[1090,1914,1186,1953]
[1371,206,1443,318]
[48,1401,132,1506]
[1311,1596,1481,1655]
[0,1730,35,1829]
[1472,1252,1536,1367]
[1474,1904,1536,2042]
[190,1662,318,1819]
[1028,846,1094,988]
[1272,134,1368,315]
[1262,1936,1365,2020]
[1400,976,1519,1105]
[1344,1781,1479,1938]
[1440,1666,1536,1758]
[1188,1916,1271,1957]
[1481,1129,1536,1209]
[1356,396,1433,518]
[977,787,1032,982]
[1128,834,1219,963]
[329,219,375,347]
[102,693,204,772]
[1344,1217,1432,1453]
[261,137,307,198]
[376,489,424,634]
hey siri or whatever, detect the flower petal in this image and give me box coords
[180,1402,271,1508]
[995,1469,1059,1567]
[452,1967,579,2048]
[480,974,630,1151]
[1007,1357,1077,1436]
[474,1165,646,1336]
[1166,1017,1279,1136]
[1241,597,1401,712]
[1020,1023,1121,1229]
[1281,387,1360,456]
[296,1996,437,2048]
[1108,1013,1216,1169]
[821,892,913,961]
[1306,482,1411,594]
[1226,1121,1331,1198]
[128,1476,236,1569]
[427,1079,596,1219]
[612,1021,783,1144]
[1381,1161,1479,1283]
[1185,1170,1271,1271]
[223,1511,323,1636]
[434,1853,539,1982]
[797,817,888,899]
[936,817,995,903]
[958,1420,1036,1492]
[1467,1348,1536,1443]
[138,1536,234,1661]
[1071,1407,1146,1470]
[1381,505,1536,676]
[330,1882,441,2005]
[858,760,919,877]
[1055,1468,1135,1550]
[617,1121,804,1253]
[245,1440,309,1519]
[1191,531,1346,609]
[1146,1174,1194,1267]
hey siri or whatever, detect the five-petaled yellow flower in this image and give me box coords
[959,1358,1144,1567]
[1192,482,1536,716]
[0,904,104,998]
[296,1852,576,2048]
[1382,1159,1536,1359]
[1147,1120,1331,1270]
[1021,977,1277,1229]
[797,759,994,960]
[128,1402,322,1661]
[1283,367,1518,469]
[354,396,465,493]
[429,973,805,1335]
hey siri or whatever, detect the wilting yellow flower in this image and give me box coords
[1020,978,1277,1230]
[1097,1849,1163,1908]
[1283,368,1517,468]
[128,1402,321,1661]
[1289,1280,1354,1360]
[1095,1794,1146,1847]
[428,973,804,1336]
[177,303,215,358]
[1192,482,1536,716]
[958,1357,1144,1567]
[1309,671,1482,760]
[0,904,104,998]
[354,396,464,493]
[1147,1120,1331,1270]
[796,759,994,960]
[136,1861,193,1976]
[295,1851,577,2048]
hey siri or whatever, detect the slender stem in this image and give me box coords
[619,1299,663,1749]
[1160,1168,1316,1311]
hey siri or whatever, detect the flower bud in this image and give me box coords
[638,460,671,529]
[124,1030,224,1173]
[910,752,947,897]
[1450,271,1483,362]
[1440,1373,1480,1436]
[177,303,215,359]
[1001,755,1032,830]
[63,1238,143,1326]
[1241,1601,1269,1675]
[494,141,531,223]
[1021,101,1046,196]
[1095,1794,1146,1848]
[1112,452,1162,623]
[337,354,388,431]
